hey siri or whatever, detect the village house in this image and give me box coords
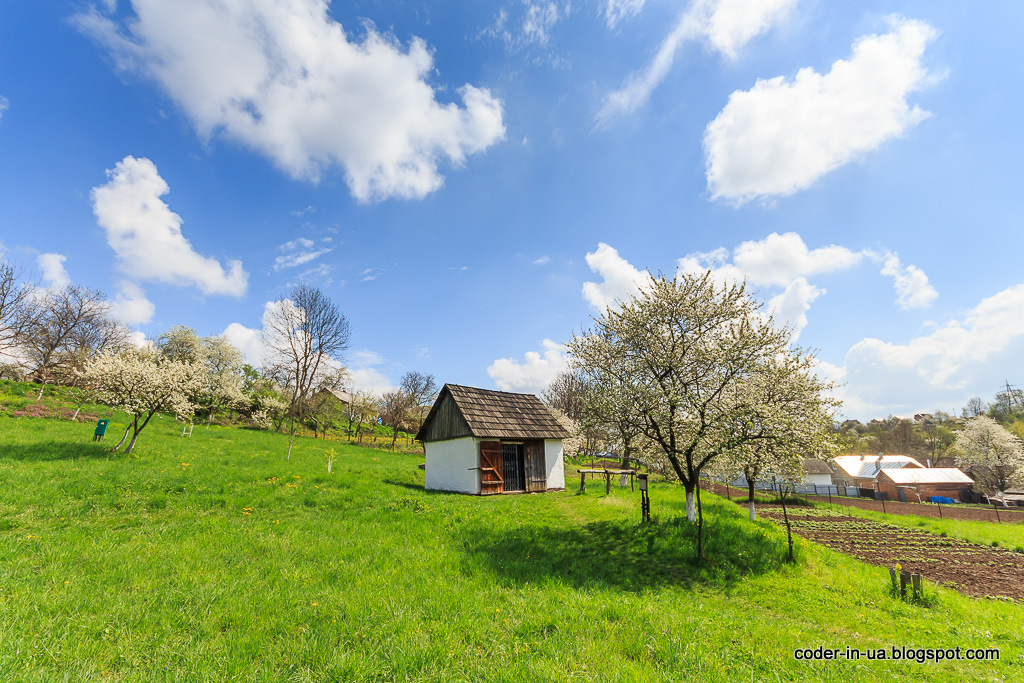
[874,468,974,503]
[417,384,569,495]
[831,454,925,488]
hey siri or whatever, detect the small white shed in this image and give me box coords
[416,384,568,495]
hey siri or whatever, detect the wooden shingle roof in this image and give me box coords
[417,384,570,442]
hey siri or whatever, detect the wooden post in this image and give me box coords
[889,567,898,593]
[937,502,942,519]
[900,570,909,598]
[912,573,922,600]
[605,470,611,496]
[580,471,586,494]
[881,497,887,514]
[995,505,1001,523]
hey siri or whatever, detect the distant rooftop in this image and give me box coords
[833,455,925,479]
[880,468,973,485]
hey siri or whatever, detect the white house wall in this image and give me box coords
[424,437,479,494]
[544,439,565,490]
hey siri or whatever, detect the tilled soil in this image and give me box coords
[759,506,1024,601]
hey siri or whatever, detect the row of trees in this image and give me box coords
[554,272,839,559]
[1,259,131,393]
[1,256,438,455]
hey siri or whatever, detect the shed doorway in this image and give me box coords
[502,443,526,492]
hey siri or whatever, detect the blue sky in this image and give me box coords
[2,0,1022,420]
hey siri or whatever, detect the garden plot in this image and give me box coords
[760,507,1024,601]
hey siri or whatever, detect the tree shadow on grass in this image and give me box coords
[383,479,426,492]
[0,440,112,462]
[462,508,792,593]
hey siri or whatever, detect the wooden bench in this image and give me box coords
[577,468,637,494]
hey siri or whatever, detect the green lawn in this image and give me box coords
[0,406,1020,681]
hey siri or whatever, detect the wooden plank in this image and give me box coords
[525,441,546,492]
[479,441,504,495]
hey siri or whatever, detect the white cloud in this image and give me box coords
[532,256,550,266]
[37,253,70,290]
[111,281,155,325]
[348,348,396,394]
[597,0,796,124]
[273,238,332,271]
[222,321,265,367]
[704,17,938,203]
[829,283,1024,418]
[730,232,864,286]
[604,0,646,29]
[877,252,937,309]
[486,2,571,49]
[91,155,248,296]
[766,276,821,339]
[0,96,9,121]
[487,339,568,394]
[523,2,565,45]
[582,242,653,310]
[76,0,505,203]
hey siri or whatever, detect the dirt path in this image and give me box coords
[760,507,1024,601]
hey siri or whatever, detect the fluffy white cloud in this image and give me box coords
[273,237,332,272]
[91,155,248,296]
[581,242,653,310]
[604,0,646,29]
[222,321,265,367]
[766,276,821,338]
[36,253,70,290]
[730,232,864,287]
[487,339,568,394]
[76,0,505,203]
[111,281,155,325]
[597,0,796,124]
[827,283,1024,418]
[704,17,938,203]
[878,252,937,309]
[0,96,8,121]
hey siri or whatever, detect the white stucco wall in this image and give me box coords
[804,473,833,487]
[544,439,565,490]
[424,437,479,494]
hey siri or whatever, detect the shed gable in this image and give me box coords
[419,391,473,442]
[417,384,569,442]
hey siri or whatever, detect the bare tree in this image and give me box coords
[23,285,128,396]
[379,388,415,450]
[541,370,588,422]
[262,285,350,456]
[399,371,437,438]
[0,256,36,360]
[962,397,988,419]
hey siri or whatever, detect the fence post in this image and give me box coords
[937,503,942,519]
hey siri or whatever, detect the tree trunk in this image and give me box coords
[685,485,696,522]
[780,488,794,562]
[695,480,705,561]
[390,427,399,450]
[124,428,141,454]
[747,477,757,521]
[114,423,132,451]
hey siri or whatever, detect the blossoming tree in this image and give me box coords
[569,272,838,559]
[954,416,1024,505]
[82,347,204,454]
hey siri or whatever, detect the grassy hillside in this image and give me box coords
[0,398,1020,681]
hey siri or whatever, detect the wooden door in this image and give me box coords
[479,441,504,495]
[524,441,547,492]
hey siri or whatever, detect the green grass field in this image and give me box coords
[0,390,1021,681]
